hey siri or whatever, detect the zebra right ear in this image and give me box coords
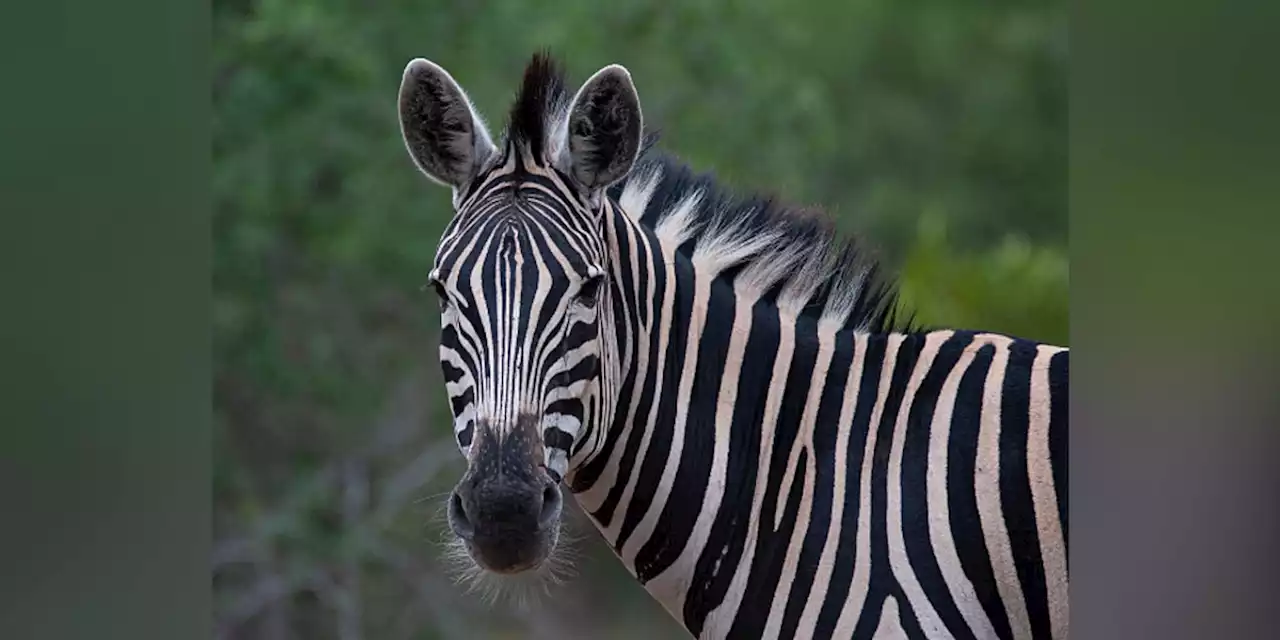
[398,59,498,188]
[560,64,643,191]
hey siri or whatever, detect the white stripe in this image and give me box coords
[643,287,755,613]
[467,233,499,424]
[872,594,909,640]
[831,333,905,636]
[570,226,660,489]
[700,308,799,637]
[974,335,1032,639]
[1031,345,1068,640]
[597,241,679,545]
[885,331,954,639]
[622,270,712,586]
[761,325,838,639]
[926,342,1000,638]
[794,334,868,638]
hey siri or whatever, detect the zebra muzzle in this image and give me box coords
[448,421,563,572]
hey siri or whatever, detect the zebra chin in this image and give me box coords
[441,509,578,610]
[456,525,560,575]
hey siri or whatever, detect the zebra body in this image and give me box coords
[399,53,1068,639]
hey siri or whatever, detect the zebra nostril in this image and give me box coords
[538,483,562,528]
[448,490,475,539]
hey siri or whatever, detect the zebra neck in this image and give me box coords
[566,205,885,626]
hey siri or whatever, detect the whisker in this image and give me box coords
[414,489,454,505]
[435,512,584,612]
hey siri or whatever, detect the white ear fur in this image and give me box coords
[398,58,498,188]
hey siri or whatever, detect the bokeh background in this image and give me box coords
[213,0,1065,637]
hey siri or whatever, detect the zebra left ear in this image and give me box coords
[398,59,497,189]
[560,64,643,191]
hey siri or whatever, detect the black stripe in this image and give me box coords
[609,211,640,349]
[448,386,474,422]
[1048,349,1068,559]
[634,276,735,582]
[614,256,695,550]
[544,323,598,386]
[439,355,467,385]
[897,593,926,638]
[629,225,653,326]
[543,398,584,425]
[522,228,570,352]
[852,333,923,639]
[727,449,808,640]
[812,334,886,637]
[1001,341,1050,637]
[898,331,977,639]
[586,220,639,469]
[474,235,502,385]
[726,312,821,636]
[576,235,668,514]
[562,318,599,351]
[947,344,1013,639]
[572,395,597,460]
[543,426,574,452]
[441,302,485,373]
[524,195,596,261]
[681,300,778,634]
[776,328,856,638]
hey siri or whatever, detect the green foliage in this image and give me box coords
[898,215,1068,345]
[213,0,1066,636]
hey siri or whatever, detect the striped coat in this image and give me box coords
[398,52,1068,639]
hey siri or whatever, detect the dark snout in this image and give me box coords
[447,425,563,573]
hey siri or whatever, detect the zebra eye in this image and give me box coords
[429,280,450,310]
[576,275,604,308]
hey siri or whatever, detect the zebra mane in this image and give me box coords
[505,52,904,333]
[504,52,571,161]
[610,141,905,333]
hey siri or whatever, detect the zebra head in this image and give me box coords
[398,55,642,577]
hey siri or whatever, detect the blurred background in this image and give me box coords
[213,0,1065,637]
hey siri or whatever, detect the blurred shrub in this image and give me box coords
[898,214,1068,345]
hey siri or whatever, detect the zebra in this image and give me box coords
[398,52,1068,639]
